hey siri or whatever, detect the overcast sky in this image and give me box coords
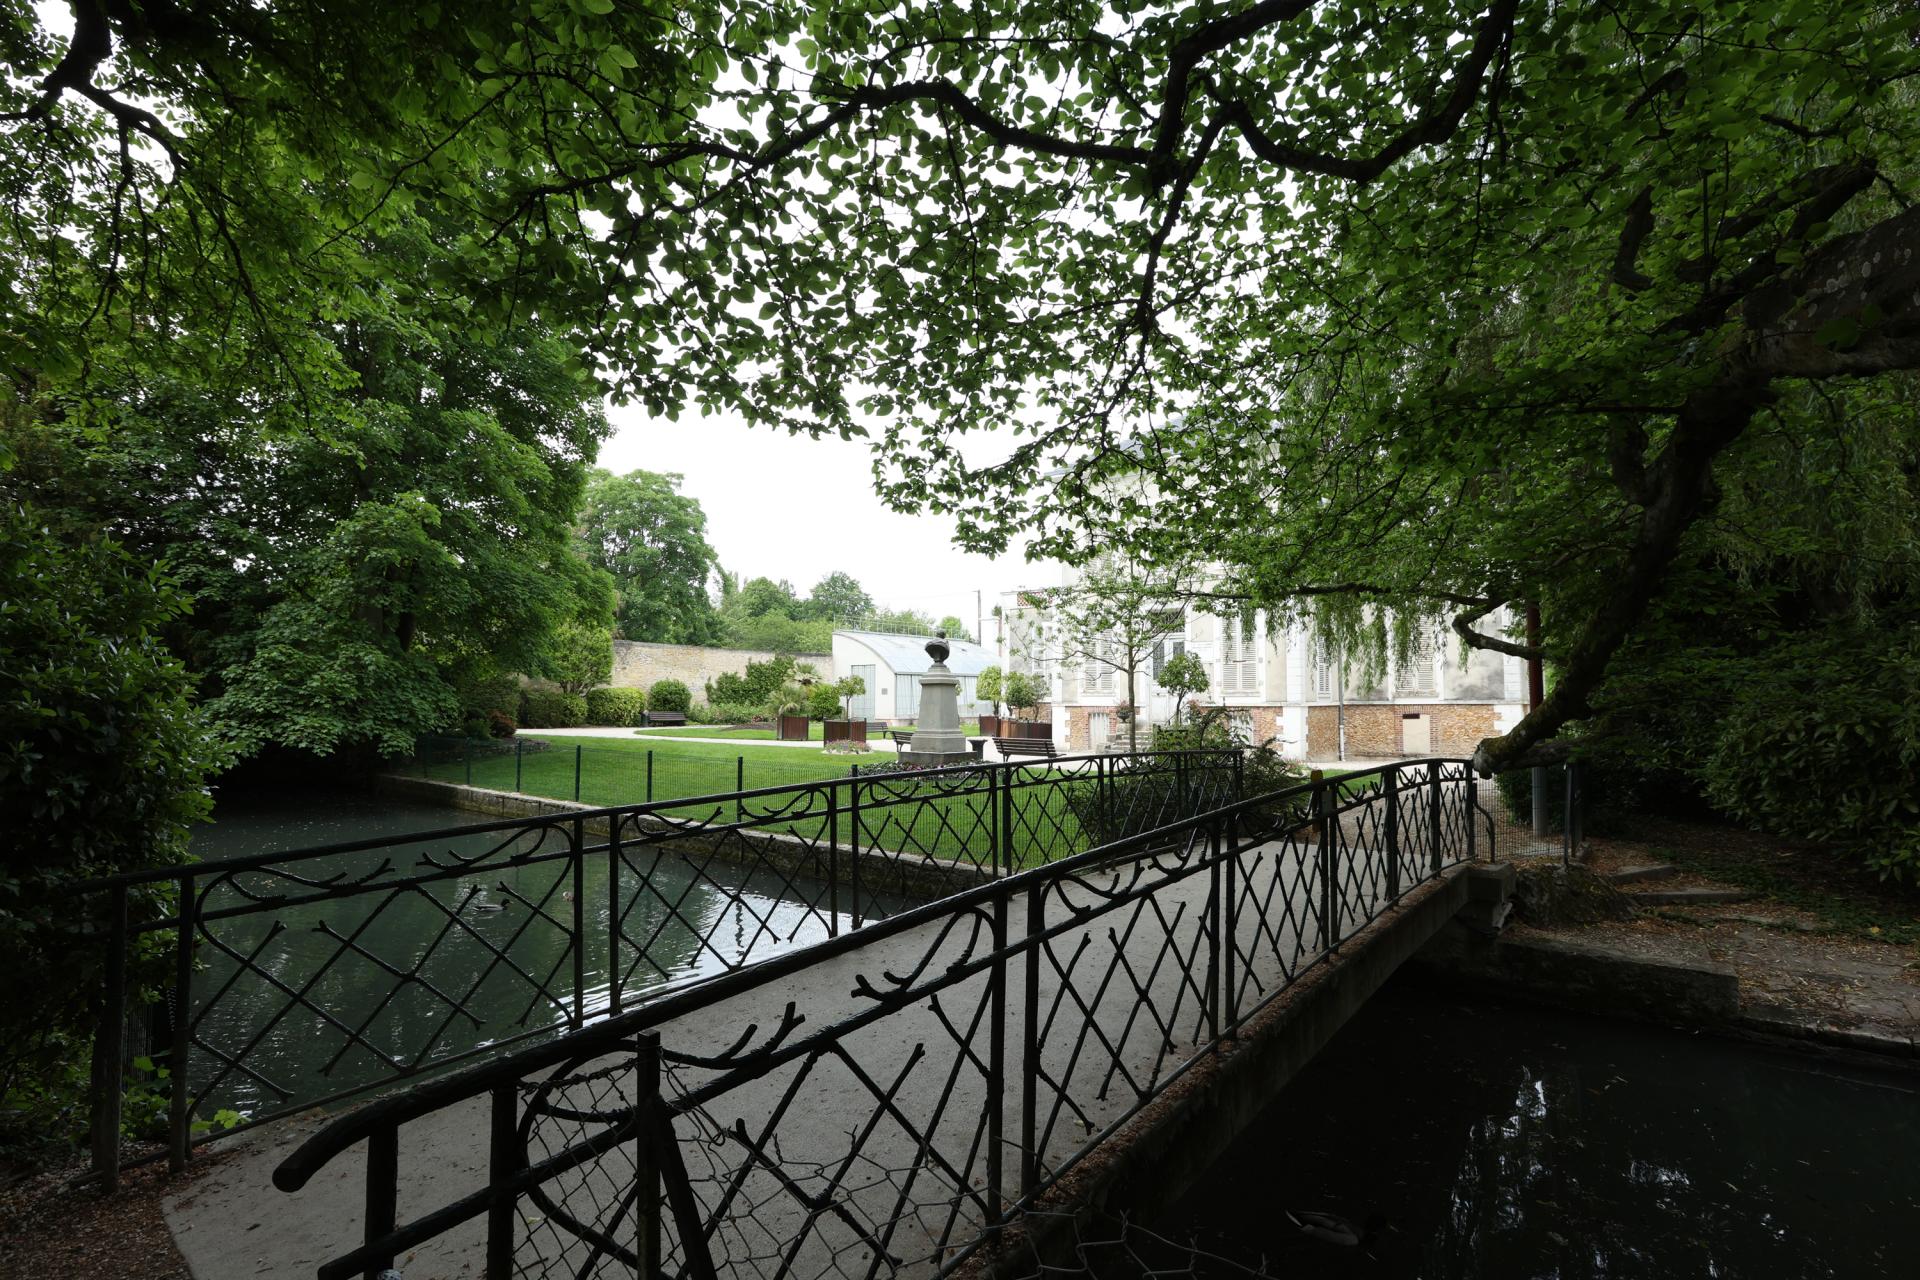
[597,403,1061,632]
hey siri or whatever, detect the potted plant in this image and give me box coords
[823,674,869,745]
[1001,671,1048,739]
[767,681,811,741]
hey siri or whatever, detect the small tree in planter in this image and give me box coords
[824,674,870,748]
[976,665,1003,717]
[805,681,841,721]
[1155,650,1209,725]
[1002,670,1041,732]
[767,681,811,740]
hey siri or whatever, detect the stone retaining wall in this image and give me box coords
[609,640,833,698]
[374,773,995,903]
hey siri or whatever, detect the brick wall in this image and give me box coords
[1304,703,1497,759]
[609,640,832,699]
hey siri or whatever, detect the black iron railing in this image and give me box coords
[76,750,1242,1184]
[272,759,1491,1280]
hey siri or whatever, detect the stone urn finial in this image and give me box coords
[926,631,951,665]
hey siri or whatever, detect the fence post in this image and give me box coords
[464,736,473,787]
[1019,879,1044,1196]
[1384,768,1401,902]
[999,762,1016,873]
[89,883,129,1190]
[608,815,624,1017]
[1232,749,1245,805]
[366,1125,399,1277]
[1205,818,1222,1044]
[849,777,864,930]
[1428,759,1444,875]
[986,893,1008,1223]
[1313,772,1335,949]
[736,755,744,823]
[1222,808,1239,1030]
[1466,766,1479,862]
[574,744,582,802]
[986,767,1001,877]
[168,874,194,1172]
[515,737,523,793]
[647,749,654,803]
[827,785,840,936]
[486,1086,518,1279]
[635,1032,664,1279]
[571,817,586,1029]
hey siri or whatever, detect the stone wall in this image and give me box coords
[609,640,832,699]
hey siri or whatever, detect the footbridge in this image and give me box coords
[249,757,1498,1280]
[75,751,1500,1279]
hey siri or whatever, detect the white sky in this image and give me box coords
[598,402,1061,630]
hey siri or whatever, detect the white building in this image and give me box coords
[995,587,1528,762]
[831,630,996,725]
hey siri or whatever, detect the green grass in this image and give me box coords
[417,734,1094,866]
[631,721,982,741]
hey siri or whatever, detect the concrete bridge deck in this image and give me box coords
[164,819,1496,1280]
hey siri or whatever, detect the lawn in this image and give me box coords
[413,734,1127,868]
[632,721,983,741]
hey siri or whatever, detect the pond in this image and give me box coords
[186,788,890,1121]
[1157,981,1918,1279]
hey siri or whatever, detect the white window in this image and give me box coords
[1398,637,1436,698]
[1083,636,1114,695]
[1220,617,1258,696]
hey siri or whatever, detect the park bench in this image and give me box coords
[994,736,1059,761]
[644,710,688,727]
[888,729,914,745]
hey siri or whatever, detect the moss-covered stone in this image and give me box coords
[1510,862,1637,926]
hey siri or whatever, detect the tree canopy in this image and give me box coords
[577,469,723,644]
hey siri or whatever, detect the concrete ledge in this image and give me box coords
[373,773,995,902]
[973,864,1475,1277]
[1411,923,1741,1023]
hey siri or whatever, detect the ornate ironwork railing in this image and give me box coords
[272,759,1491,1280]
[76,749,1242,1183]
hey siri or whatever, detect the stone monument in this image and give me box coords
[899,632,977,767]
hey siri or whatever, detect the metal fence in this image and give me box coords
[272,759,1491,1280]
[78,750,1242,1184]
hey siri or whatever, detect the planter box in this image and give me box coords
[823,719,869,745]
[776,714,810,741]
[978,713,1001,738]
[1002,719,1053,741]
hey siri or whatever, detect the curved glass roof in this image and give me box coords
[835,630,996,677]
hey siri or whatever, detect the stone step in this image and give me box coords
[1625,885,1754,906]
[1606,863,1679,885]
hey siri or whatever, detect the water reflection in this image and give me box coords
[1164,983,1919,1279]
[188,790,892,1120]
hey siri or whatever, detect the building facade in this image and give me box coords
[996,585,1526,762]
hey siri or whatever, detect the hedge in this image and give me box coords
[521,687,587,728]
[647,679,691,713]
[584,686,647,726]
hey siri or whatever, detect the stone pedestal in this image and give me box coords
[900,634,977,767]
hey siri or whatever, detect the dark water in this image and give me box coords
[186,789,879,1120]
[1162,983,1918,1279]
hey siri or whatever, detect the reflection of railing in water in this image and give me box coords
[270,759,1492,1280]
[74,749,1243,1185]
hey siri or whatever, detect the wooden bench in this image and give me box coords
[644,710,688,727]
[994,736,1059,760]
[888,730,915,745]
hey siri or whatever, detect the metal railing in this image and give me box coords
[76,750,1243,1184]
[272,760,1491,1280]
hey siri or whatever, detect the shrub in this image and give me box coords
[459,714,490,739]
[521,687,588,728]
[1,507,226,1154]
[647,679,691,713]
[1703,627,1920,880]
[1002,670,1041,716]
[486,710,517,738]
[806,682,842,720]
[584,686,647,726]
[707,655,793,708]
[704,701,760,725]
